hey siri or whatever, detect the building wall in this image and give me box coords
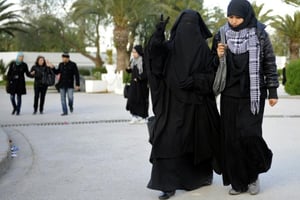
[0,52,95,69]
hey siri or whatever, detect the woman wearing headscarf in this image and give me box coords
[126,45,149,124]
[6,52,33,115]
[145,10,221,199]
[212,0,279,195]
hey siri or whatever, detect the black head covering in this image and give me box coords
[133,45,143,56]
[227,0,257,31]
[170,9,212,40]
[165,9,214,103]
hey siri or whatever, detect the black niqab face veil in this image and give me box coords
[227,0,257,31]
[165,9,214,103]
[170,9,212,40]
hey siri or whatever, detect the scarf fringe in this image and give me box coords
[251,101,260,115]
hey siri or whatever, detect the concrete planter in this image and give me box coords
[85,80,107,93]
[101,64,117,92]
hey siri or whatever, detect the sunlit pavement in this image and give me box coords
[0,85,299,200]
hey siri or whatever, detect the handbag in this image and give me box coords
[123,84,130,98]
[6,80,12,93]
[147,116,156,144]
[213,26,227,96]
[42,67,55,86]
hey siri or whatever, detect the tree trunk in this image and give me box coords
[289,40,300,60]
[113,26,129,72]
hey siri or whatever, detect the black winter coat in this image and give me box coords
[30,65,51,88]
[6,61,32,95]
[54,61,80,89]
[212,22,279,99]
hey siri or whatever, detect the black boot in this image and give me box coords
[12,108,16,115]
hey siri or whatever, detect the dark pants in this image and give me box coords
[10,94,22,113]
[34,86,48,112]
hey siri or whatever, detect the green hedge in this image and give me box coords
[277,69,283,80]
[0,59,8,82]
[79,68,91,76]
[285,59,300,95]
[92,67,107,74]
[91,67,107,80]
[123,70,131,84]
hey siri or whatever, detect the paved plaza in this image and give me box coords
[0,85,299,200]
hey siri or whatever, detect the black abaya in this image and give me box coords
[220,95,272,192]
[126,61,149,118]
[145,9,221,192]
[210,0,277,192]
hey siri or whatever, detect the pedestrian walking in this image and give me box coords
[145,10,221,199]
[212,0,279,195]
[30,56,54,114]
[6,52,33,115]
[126,45,149,124]
[53,53,80,116]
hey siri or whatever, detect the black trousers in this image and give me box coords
[34,85,48,112]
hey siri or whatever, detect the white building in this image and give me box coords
[0,52,96,70]
[0,51,123,94]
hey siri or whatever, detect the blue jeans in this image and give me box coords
[60,88,74,114]
[10,94,22,113]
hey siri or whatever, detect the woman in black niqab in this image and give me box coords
[165,10,214,103]
[145,9,221,199]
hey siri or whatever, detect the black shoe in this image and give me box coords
[202,178,213,186]
[12,109,16,115]
[16,111,20,116]
[70,107,73,113]
[61,113,68,116]
[40,111,43,114]
[158,191,175,200]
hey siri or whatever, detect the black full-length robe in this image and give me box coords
[145,9,221,192]
[126,59,149,119]
[210,0,278,192]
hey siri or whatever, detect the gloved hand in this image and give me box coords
[155,14,170,36]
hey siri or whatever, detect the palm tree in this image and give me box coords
[0,0,24,36]
[157,0,205,31]
[205,6,227,35]
[106,0,155,71]
[251,1,274,25]
[283,0,300,6]
[71,0,108,68]
[271,11,300,60]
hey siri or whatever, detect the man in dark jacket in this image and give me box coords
[54,53,80,116]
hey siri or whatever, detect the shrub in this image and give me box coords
[0,59,8,81]
[91,67,107,80]
[277,69,282,79]
[123,70,131,84]
[92,66,107,74]
[79,68,91,76]
[285,59,300,95]
[106,49,113,65]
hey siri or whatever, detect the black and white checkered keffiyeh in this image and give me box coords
[223,23,260,115]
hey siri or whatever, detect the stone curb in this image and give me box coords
[0,128,11,178]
